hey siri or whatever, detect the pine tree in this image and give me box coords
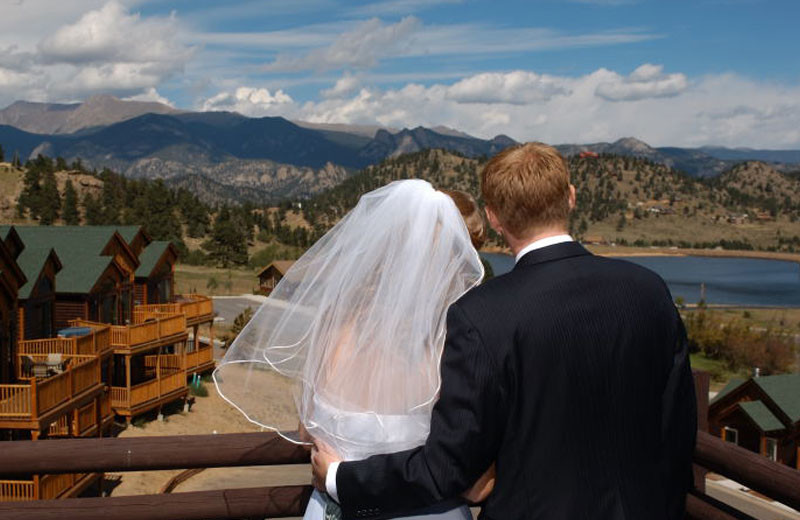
[83,192,104,225]
[0,144,4,163]
[38,170,61,225]
[204,207,248,268]
[17,168,43,219]
[63,179,80,225]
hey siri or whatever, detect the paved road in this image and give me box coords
[212,295,266,324]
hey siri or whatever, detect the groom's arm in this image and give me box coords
[333,302,506,519]
[660,310,697,519]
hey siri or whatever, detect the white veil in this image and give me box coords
[214,179,484,460]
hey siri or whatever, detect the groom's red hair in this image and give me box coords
[481,142,571,237]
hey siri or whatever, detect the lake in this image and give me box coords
[481,253,800,307]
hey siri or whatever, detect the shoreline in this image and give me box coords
[481,245,800,264]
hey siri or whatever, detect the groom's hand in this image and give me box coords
[311,440,341,492]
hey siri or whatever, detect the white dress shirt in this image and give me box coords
[514,234,573,263]
[326,234,574,503]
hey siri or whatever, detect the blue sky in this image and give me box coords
[1,0,799,147]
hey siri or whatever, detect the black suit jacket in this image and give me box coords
[337,242,697,519]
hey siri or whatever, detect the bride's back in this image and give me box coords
[215,180,485,461]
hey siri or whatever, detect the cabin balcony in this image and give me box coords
[71,313,188,355]
[0,472,101,502]
[46,396,111,439]
[17,325,112,373]
[110,361,188,420]
[0,356,104,431]
[185,343,215,375]
[136,294,214,327]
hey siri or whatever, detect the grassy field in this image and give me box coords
[175,264,260,296]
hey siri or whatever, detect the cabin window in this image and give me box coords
[120,288,131,324]
[765,438,778,461]
[723,427,739,445]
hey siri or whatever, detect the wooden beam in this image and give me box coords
[685,491,756,520]
[0,431,310,476]
[0,485,312,520]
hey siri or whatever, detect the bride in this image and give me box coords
[214,179,492,519]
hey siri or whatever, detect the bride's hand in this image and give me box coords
[311,439,342,492]
[462,463,496,505]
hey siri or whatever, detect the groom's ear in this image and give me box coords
[485,207,504,235]
[568,184,576,212]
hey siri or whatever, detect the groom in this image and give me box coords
[312,143,697,519]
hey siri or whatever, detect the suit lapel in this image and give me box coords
[513,241,592,271]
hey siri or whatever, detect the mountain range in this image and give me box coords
[1,96,799,203]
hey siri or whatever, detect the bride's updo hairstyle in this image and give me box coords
[440,189,486,249]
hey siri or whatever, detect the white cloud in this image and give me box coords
[123,87,174,106]
[322,74,361,99]
[0,1,193,105]
[349,0,463,16]
[201,87,294,116]
[222,65,800,148]
[263,17,421,72]
[595,63,688,101]
[445,71,569,104]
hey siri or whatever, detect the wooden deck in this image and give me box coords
[71,314,188,354]
[136,294,214,327]
[185,346,215,375]
[0,357,104,430]
[110,370,189,419]
[0,472,101,502]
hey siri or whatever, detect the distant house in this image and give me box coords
[754,212,775,222]
[709,374,800,469]
[581,235,606,245]
[579,151,599,159]
[727,214,749,225]
[257,261,296,294]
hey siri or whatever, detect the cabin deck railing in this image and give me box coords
[110,370,187,411]
[71,315,186,351]
[185,346,214,373]
[136,295,214,324]
[17,326,111,368]
[0,357,102,422]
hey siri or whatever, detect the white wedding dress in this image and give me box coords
[213,180,484,519]
[302,395,472,519]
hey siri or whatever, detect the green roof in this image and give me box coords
[739,400,785,432]
[135,241,171,277]
[10,226,124,294]
[711,378,745,405]
[754,374,800,424]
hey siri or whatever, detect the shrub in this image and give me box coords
[685,310,795,375]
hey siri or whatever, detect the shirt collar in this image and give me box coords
[514,234,574,264]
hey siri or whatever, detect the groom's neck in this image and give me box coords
[507,226,571,258]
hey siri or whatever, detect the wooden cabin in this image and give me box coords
[0,226,107,501]
[0,227,26,385]
[709,374,800,469]
[257,260,295,294]
[134,241,178,305]
[10,226,138,329]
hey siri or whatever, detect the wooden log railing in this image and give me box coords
[0,429,797,517]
